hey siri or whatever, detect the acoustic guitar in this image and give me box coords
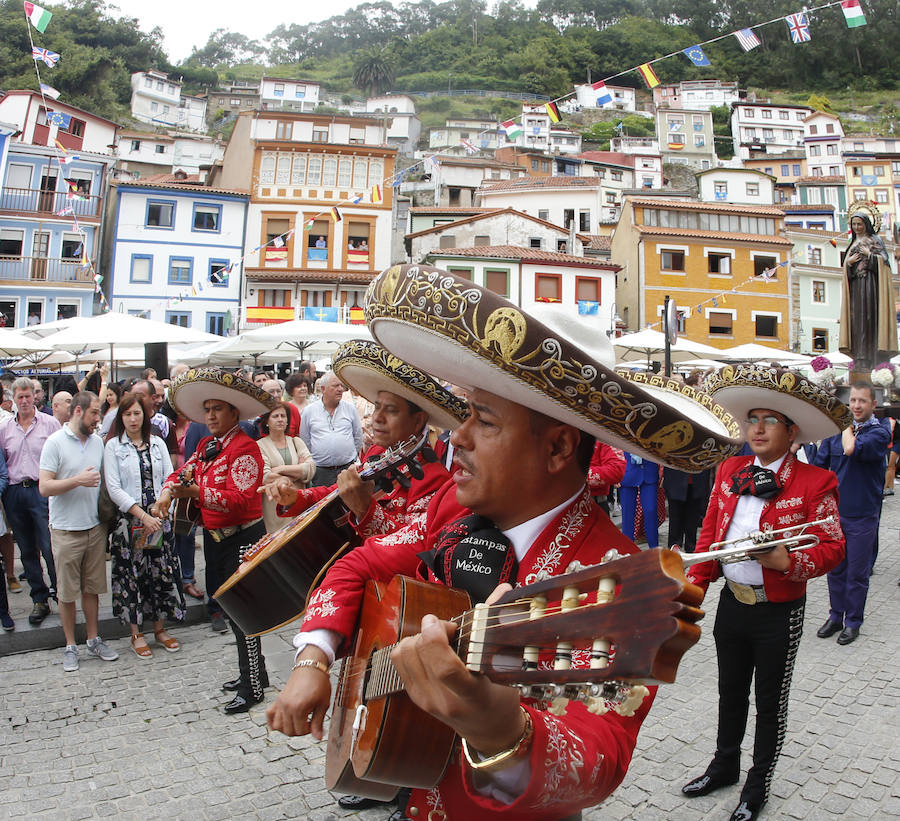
[214,431,433,638]
[326,548,704,798]
[172,464,201,536]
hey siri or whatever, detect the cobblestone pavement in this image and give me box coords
[1,504,898,821]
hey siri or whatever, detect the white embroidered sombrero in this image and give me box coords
[364,264,743,472]
[332,340,468,430]
[702,364,851,443]
[169,367,277,423]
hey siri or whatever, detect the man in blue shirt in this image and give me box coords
[813,381,888,645]
[300,372,362,487]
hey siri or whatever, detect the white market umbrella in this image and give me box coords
[10,349,79,369]
[718,343,811,364]
[614,329,724,365]
[46,313,221,351]
[0,329,54,357]
[241,319,372,352]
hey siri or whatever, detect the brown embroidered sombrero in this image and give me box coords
[702,364,851,442]
[364,264,743,472]
[169,367,277,423]
[332,340,468,430]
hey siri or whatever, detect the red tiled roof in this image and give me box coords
[586,235,612,250]
[480,176,606,193]
[636,226,792,246]
[116,178,249,196]
[406,208,571,239]
[576,151,635,167]
[409,207,495,214]
[782,203,835,211]
[244,269,374,283]
[428,245,619,268]
[118,131,175,141]
[797,176,845,184]
[628,196,785,217]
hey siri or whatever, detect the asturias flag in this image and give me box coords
[24,1,52,32]
[841,0,866,27]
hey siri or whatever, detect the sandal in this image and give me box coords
[131,633,153,658]
[154,630,180,653]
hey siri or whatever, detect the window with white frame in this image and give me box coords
[661,249,685,272]
[754,313,778,337]
[708,311,733,335]
[746,182,760,196]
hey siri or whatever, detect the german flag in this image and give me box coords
[545,101,561,123]
[330,206,342,222]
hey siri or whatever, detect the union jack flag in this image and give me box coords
[31,46,59,67]
[460,139,478,154]
[785,12,811,43]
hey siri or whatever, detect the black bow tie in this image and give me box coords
[418,514,517,604]
[730,464,783,499]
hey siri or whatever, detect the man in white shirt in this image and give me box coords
[39,391,119,672]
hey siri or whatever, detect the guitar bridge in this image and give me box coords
[349,703,368,758]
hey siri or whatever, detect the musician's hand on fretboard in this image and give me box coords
[336,467,376,521]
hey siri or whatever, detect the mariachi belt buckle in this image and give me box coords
[728,580,759,606]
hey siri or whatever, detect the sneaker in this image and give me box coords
[63,645,79,672]
[1,612,13,631]
[6,576,22,593]
[86,636,119,661]
[28,602,50,625]
[210,612,228,633]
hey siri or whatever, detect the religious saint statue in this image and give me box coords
[839,202,897,372]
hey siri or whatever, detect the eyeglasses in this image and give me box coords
[745,415,786,428]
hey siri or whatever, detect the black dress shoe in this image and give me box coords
[837,626,859,645]
[337,795,393,810]
[682,771,739,797]
[223,693,263,715]
[729,800,763,821]
[816,618,843,638]
[222,675,270,692]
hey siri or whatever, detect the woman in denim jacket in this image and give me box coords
[104,393,185,658]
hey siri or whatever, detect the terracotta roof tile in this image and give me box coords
[480,176,605,193]
[117,178,249,196]
[429,245,619,268]
[409,207,495,214]
[636,225,792,245]
[782,203,835,211]
[406,208,570,239]
[797,176,846,183]
[628,196,785,217]
[244,269,374,283]
[586,235,612,250]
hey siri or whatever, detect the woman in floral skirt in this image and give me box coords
[104,393,185,658]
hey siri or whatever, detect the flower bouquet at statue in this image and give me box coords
[810,355,836,388]
[871,362,896,400]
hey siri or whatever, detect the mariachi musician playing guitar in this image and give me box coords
[267,266,744,821]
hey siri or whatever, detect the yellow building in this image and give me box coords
[611,196,793,349]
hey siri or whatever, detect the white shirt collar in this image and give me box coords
[502,485,585,562]
[754,451,787,472]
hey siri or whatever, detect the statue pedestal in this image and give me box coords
[850,370,869,383]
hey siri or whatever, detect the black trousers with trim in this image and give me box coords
[206,520,268,700]
[708,585,805,807]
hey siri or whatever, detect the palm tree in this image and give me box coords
[352,49,395,97]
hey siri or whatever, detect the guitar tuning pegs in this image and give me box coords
[420,445,438,463]
[584,697,609,715]
[406,458,425,480]
[548,697,569,716]
[613,685,650,717]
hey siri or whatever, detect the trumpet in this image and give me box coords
[680,516,835,569]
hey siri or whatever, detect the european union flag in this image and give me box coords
[682,45,711,66]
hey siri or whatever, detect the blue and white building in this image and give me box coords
[106,174,248,335]
[0,90,119,328]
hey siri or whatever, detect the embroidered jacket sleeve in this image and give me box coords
[281,484,333,517]
[773,465,844,584]
[353,460,451,540]
[161,444,202,492]
[587,443,626,497]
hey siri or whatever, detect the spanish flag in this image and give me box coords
[638,63,660,89]
[545,101,561,123]
[371,185,383,204]
[330,206,342,222]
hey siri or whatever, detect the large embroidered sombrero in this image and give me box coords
[169,367,277,423]
[332,340,468,430]
[702,364,851,442]
[364,264,743,472]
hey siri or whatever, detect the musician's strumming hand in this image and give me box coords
[390,612,524,758]
[754,543,790,572]
[258,476,299,506]
[151,489,172,519]
[336,467,375,520]
[267,647,331,739]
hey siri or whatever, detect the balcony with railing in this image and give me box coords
[0,187,102,219]
[0,256,96,285]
